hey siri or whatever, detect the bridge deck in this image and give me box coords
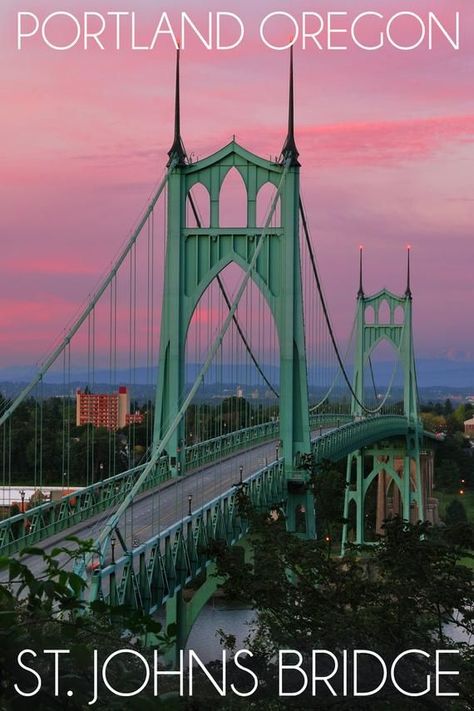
[0,415,428,588]
[0,437,282,582]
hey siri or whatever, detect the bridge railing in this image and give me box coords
[88,459,287,612]
[184,412,354,471]
[312,414,412,462]
[0,418,278,556]
[0,419,279,556]
[309,412,353,430]
[0,412,354,557]
[184,420,280,470]
[0,458,171,557]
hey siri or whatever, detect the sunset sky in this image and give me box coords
[0,0,473,370]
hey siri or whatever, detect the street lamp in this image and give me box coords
[188,494,193,517]
[111,534,116,564]
[19,490,25,514]
[233,464,245,488]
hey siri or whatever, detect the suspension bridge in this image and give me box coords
[0,49,438,658]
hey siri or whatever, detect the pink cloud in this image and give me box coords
[0,0,473,366]
[300,114,474,167]
[0,259,99,277]
[0,298,75,339]
[197,114,474,171]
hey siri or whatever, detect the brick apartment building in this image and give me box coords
[76,386,143,430]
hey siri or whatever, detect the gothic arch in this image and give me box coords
[219,167,248,228]
[187,182,210,228]
[256,181,281,227]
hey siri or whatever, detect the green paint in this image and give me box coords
[153,141,314,535]
[341,289,424,552]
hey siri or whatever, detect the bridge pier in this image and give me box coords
[342,451,364,545]
[152,51,315,544]
[341,436,429,553]
[286,480,316,539]
[163,539,253,668]
[341,259,428,554]
[164,562,224,668]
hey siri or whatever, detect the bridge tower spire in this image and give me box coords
[281,46,300,166]
[357,245,364,298]
[154,49,314,537]
[167,47,186,167]
[342,252,424,552]
[405,245,412,298]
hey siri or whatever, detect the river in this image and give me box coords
[185,601,255,663]
[184,602,472,664]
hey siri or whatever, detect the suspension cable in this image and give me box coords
[299,196,398,415]
[0,163,175,429]
[309,311,356,412]
[368,355,378,401]
[187,192,278,397]
[85,159,291,565]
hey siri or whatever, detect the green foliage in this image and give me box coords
[436,458,462,491]
[211,505,474,709]
[450,403,474,433]
[0,392,281,487]
[445,499,468,526]
[0,540,173,710]
[0,397,126,486]
[420,400,473,498]
[435,435,473,493]
[420,410,447,434]
[421,399,474,435]
[310,460,346,541]
[444,398,454,416]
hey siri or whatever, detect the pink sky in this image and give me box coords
[0,0,473,368]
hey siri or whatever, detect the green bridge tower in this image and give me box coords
[342,248,424,551]
[154,50,315,538]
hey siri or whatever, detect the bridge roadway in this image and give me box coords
[1,431,328,584]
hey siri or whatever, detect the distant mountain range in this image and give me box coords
[367,358,474,390]
[0,358,472,400]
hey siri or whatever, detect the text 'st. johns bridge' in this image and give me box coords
[0,49,438,658]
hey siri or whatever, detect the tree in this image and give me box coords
[435,433,473,492]
[221,396,252,432]
[444,398,454,416]
[450,403,474,433]
[435,459,461,491]
[420,411,446,434]
[0,539,175,710]
[209,500,474,709]
[69,426,127,485]
[310,460,346,542]
[465,402,474,421]
[445,499,468,526]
